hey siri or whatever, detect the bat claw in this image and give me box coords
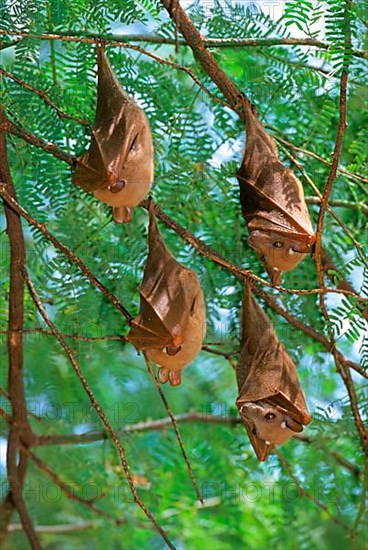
[169,370,182,386]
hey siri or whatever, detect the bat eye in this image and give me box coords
[165,346,182,356]
[272,241,284,248]
[130,134,139,152]
[260,255,265,262]
[264,412,276,421]
[109,179,126,194]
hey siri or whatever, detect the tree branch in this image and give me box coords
[1,30,366,59]
[0,104,40,549]
[33,412,360,478]
[143,354,203,503]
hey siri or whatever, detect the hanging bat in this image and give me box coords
[72,45,154,223]
[237,98,315,285]
[126,201,206,386]
[236,284,311,461]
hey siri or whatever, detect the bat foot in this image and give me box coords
[113,206,133,223]
[169,370,182,386]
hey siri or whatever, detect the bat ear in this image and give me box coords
[158,367,169,384]
[285,417,303,433]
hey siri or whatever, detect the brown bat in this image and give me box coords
[72,45,154,223]
[237,98,315,285]
[236,284,311,461]
[126,201,206,386]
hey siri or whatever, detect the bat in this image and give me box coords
[72,45,154,223]
[236,284,311,461]
[126,200,206,386]
[237,98,315,285]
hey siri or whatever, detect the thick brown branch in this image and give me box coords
[0,104,40,549]
[160,1,244,115]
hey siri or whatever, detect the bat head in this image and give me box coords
[248,229,313,285]
[240,400,303,446]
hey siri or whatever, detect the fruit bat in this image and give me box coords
[237,98,315,285]
[126,201,206,386]
[236,284,311,461]
[72,45,154,223]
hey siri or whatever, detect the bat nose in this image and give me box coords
[291,244,310,254]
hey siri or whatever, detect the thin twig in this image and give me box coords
[272,132,368,185]
[33,412,360,478]
[143,353,204,504]
[0,30,224,107]
[1,30,366,59]
[305,196,368,215]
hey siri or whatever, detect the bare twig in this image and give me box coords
[33,412,361,478]
[143,353,203,503]
[1,30,366,59]
[202,345,236,369]
[8,521,98,533]
[23,271,175,549]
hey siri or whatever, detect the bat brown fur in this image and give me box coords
[72,45,154,223]
[236,284,311,461]
[237,98,315,284]
[127,201,206,386]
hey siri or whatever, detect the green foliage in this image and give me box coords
[0,1,367,549]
